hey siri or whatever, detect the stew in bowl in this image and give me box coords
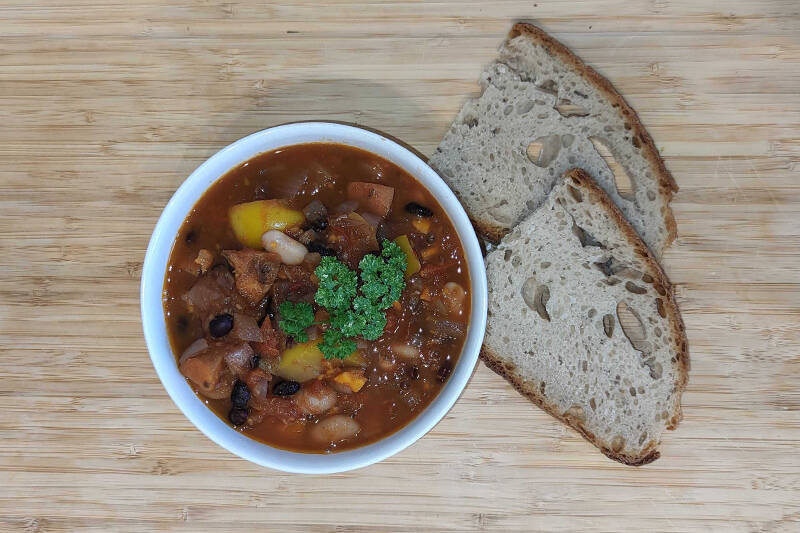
[163,142,472,453]
[141,122,487,474]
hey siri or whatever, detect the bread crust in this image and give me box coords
[481,346,661,466]
[481,168,689,465]
[506,22,679,248]
[472,219,509,245]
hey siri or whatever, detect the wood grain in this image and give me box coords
[1,1,799,531]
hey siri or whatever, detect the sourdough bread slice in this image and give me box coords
[483,169,688,465]
[430,22,678,256]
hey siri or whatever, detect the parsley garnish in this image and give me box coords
[278,301,314,342]
[318,328,358,361]
[314,256,358,312]
[276,240,407,359]
[359,241,406,310]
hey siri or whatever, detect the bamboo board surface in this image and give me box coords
[1,1,799,531]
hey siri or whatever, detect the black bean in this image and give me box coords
[231,380,250,408]
[308,241,336,256]
[250,354,261,369]
[228,407,248,426]
[436,360,453,383]
[405,202,434,217]
[310,218,328,231]
[209,313,233,337]
[273,380,300,396]
[407,365,420,380]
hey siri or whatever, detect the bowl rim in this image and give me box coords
[140,121,487,473]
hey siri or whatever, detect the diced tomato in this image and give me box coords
[245,367,272,391]
[245,368,272,401]
[252,318,285,359]
[327,213,379,269]
[347,182,394,217]
[248,396,304,425]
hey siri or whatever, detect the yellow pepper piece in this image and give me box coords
[394,235,421,278]
[229,200,305,248]
[276,339,324,382]
[333,371,367,392]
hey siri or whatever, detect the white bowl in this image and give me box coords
[141,122,487,473]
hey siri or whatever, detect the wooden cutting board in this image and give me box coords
[1,1,798,531]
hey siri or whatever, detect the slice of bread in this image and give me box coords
[429,22,678,256]
[482,168,688,465]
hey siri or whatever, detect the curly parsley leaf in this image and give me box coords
[359,240,406,310]
[354,296,387,340]
[314,256,358,311]
[383,239,407,272]
[318,328,358,361]
[329,306,367,338]
[278,301,315,342]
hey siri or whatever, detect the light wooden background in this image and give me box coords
[1,1,799,531]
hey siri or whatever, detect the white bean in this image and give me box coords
[293,381,337,415]
[391,342,420,360]
[261,230,308,265]
[442,282,466,316]
[311,415,361,443]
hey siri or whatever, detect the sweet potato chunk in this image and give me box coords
[181,266,235,315]
[333,371,367,393]
[179,349,226,395]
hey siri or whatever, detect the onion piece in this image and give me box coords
[179,338,208,365]
[223,342,256,379]
[358,211,382,228]
[331,199,359,216]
